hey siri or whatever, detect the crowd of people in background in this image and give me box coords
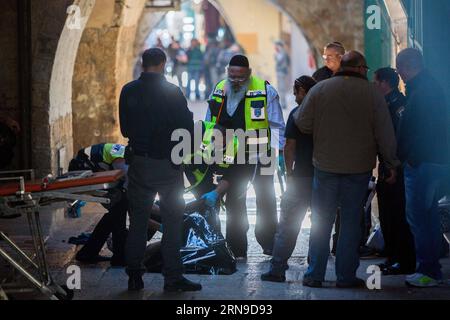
[160,36,244,101]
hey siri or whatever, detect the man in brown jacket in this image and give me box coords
[295,51,400,288]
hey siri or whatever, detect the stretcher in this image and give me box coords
[0,169,124,300]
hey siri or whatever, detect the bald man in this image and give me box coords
[295,51,400,288]
[396,48,450,287]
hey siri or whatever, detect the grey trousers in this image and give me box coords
[270,176,313,275]
[125,156,185,282]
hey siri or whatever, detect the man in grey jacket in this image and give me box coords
[295,51,400,288]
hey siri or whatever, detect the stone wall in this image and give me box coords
[0,1,19,121]
[271,0,365,58]
[72,0,147,151]
[31,0,94,176]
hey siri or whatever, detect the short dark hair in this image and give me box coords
[294,76,317,93]
[375,67,400,89]
[142,48,166,68]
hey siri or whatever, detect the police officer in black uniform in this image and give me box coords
[119,48,201,292]
[374,67,416,275]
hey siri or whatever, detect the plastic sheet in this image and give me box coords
[144,205,236,275]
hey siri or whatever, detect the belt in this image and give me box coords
[133,149,161,158]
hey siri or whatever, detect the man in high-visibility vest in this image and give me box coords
[205,55,286,259]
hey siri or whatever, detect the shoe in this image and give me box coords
[359,246,378,259]
[302,277,323,288]
[76,253,111,263]
[382,263,415,276]
[263,249,273,256]
[261,272,286,283]
[164,277,202,292]
[405,273,441,288]
[377,261,393,270]
[336,278,366,288]
[128,273,144,291]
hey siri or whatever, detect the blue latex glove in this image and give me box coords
[201,191,219,208]
[278,154,286,175]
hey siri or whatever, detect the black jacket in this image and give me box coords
[312,66,333,82]
[397,70,450,166]
[385,89,407,133]
[119,72,194,160]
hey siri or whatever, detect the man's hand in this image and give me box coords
[385,168,397,185]
[201,190,219,208]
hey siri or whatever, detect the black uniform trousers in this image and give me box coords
[224,164,278,257]
[77,189,128,263]
[376,169,416,271]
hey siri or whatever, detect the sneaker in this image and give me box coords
[336,278,366,288]
[261,272,286,283]
[302,277,323,288]
[164,277,202,292]
[405,273,440,288]
[128,274,144,291]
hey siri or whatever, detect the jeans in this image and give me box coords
[270,176,313,275]
[186,70,201,100]
[404,162,450,280]
[225,164,278,257]
[304,169,371,283]
[125,156,185,283]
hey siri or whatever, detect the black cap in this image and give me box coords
[229,55,249,68]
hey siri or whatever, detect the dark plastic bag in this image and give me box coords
[144,205,236,275]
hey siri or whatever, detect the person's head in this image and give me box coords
[340,50,369,77]
[142,48,167,74]
[323,41,345,73]
[293,76,317,105]
[172,41,180,49]
[191,38,200,48]
[275,40,284,53]
[227,54,251,92]
[396,48,424,82]
[68,149,96,171]
[374,67,400,96]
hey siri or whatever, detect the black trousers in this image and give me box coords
[376,170,416,271]
[78,190,128,262]
[224,164,278,257]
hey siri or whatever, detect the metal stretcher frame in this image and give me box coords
[0,170,123,300]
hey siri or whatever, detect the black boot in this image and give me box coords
[127,270,144,291]
[164,277,202,292]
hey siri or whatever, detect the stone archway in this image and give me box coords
[72,0,149,152]
[31,0,95,176]
[271,0,365,54]
[0,0,366,176]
